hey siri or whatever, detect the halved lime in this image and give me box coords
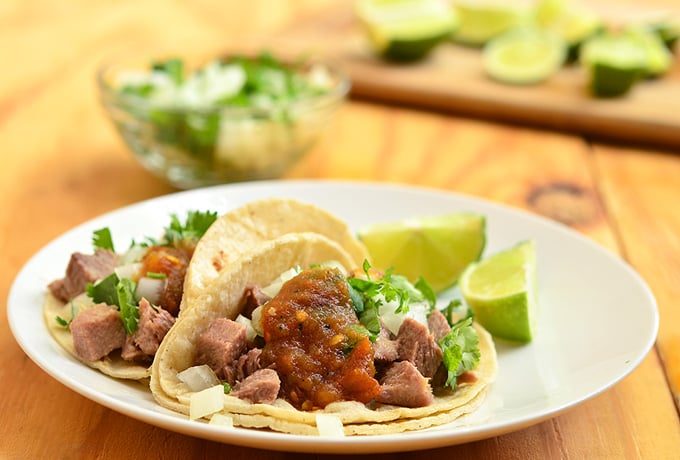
[483,27,567,85]
[626,26,673,78]
[355,0,458,62]
[580,33,647,97]
[534,0,603,61]
[357,212,486,292]
[460,240,537,343]
[452,1,532,46]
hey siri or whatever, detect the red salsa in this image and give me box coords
[261,266,380,410]
[139,245,193,316]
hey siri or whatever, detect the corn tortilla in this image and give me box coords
[151,232,498,435]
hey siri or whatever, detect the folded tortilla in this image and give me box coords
[151,232,497,435]
[182,197,370,309]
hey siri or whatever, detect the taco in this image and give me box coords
[44,210,218,380]
[151,232,497,436]
[43,198,369,381]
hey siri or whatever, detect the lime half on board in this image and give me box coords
[580,33,648,97]
[483,27,567,85]
[452,0,532,46]
[355,0,458,62]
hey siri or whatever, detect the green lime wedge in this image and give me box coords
[580,33,647,97]
[460,240,537,343]
[452,1,531,46]
[534,0,603,61]
[357,212,486,292]
[625,26,673,78]
[483,27,566,85]
[355,0,458,62]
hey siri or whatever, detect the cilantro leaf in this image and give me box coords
[86,273,120,306]
[161,210,218,245]
[347,260,424,340]
[86,273,139,334]
[438,317,480,389]
[152,58,184,85]
[117,278,139,334]
[55,301,78,328]
[92,228,115,252]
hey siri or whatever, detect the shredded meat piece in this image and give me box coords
[121,298,175,362]
[397,318,443,378]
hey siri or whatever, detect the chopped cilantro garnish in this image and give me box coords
[347,260,424,340]
[223,382,232,394]
[86,273,139,334]
[151,58,184,85]
[441,299,474,327]
[161,210,218,246]
[438,317,480,389]
[117,278,139,334]
[86,273,120,306]
[146,271,167,279]
[92,228,115,252]
[55,301,78,328]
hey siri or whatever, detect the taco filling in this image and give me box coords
[187,262,483,412]
[44,210,217,378]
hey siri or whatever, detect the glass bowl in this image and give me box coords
[97,52,350,189]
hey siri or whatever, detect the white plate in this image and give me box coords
[7,180,658,454]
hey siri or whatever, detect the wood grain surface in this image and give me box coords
[265,0,680,148]
[2,1,680,459]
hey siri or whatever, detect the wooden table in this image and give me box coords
[2,1,679,458]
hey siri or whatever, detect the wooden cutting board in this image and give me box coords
[266,1,680,149]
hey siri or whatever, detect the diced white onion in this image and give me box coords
[178,364,220,392]
[115,262,142,281]
[135,276,166,304]
[250,306,264,337]
[261,267,301,298]
[209,413,234,427]
[189,384,224,420]
[379,297,430,336]
[120,244,148,265]
[316,414,345,437]
[235,314,257,343]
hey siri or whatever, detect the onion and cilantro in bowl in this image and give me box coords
[98,52,350,188]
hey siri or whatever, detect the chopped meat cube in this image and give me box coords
[397,318,443,378]
[49,249,117,302]
[194,318,248,379]
[377,361,434,408]
[120,298,175,362]
[223,348,263,386]
[230,369,280,404]
[427,309,451,342]
[70,303,125,361]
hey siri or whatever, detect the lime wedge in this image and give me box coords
[357,212,486,292]
[460,240,537,343]
[355,0,458,62]
[452,1,531,46]
[626,26,673,78]
[580,33,647,97]
[534,0,603,61]
[483,28,566,85]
